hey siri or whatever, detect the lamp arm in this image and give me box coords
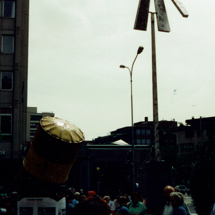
[131,54,138,75]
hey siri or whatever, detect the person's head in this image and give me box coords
[80,194,86,203]
[103,195,110,203]
[131,192,140,205]
[170,192,184,208]
[72,195,109,215]
[87,191,96,199]
[164,185,175,202]
[74,192,80,200]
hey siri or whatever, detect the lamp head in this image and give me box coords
[137,46,144,54]
[120,65,126,68]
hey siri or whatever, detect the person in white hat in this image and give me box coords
[72,192,80,206]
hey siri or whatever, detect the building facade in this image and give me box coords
[26,107,55,144]
[0,0,29,159]
[177,116,215,159]
[67,118,176,196]
[67,142,152,197]
[0,0,29,193]
[93,117,177,162]
[94,117,154,146]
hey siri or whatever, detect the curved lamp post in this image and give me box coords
[120,46,144,192]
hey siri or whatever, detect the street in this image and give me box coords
[184,194,197,215]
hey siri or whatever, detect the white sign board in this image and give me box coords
[17,197,66,215]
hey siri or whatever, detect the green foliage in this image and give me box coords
[190,141,215,215]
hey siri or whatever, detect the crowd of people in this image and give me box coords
[66,185,191,215]
[66,189,147,215]
[0,185,191,214]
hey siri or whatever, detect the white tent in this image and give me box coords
[111,139,130,145]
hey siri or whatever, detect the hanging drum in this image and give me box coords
[23,116,85,184]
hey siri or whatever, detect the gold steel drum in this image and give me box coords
[23,116,85,184]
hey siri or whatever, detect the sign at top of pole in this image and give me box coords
[134,0,188,32]
[134,0,150,31]
[154,0,170,32]
[172,0,189,17]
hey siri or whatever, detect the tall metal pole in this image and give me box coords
[151,12,161,161]
[129,67,135,192]
[130,54,138,192]
[120,47,143,192]
[120,65,136,192]
[121,61,136,192]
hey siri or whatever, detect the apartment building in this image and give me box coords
[177,116,215,158]
[0,0,29,160]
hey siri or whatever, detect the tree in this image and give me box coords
[190,140,215,215]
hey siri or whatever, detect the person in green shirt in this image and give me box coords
[127,192,147,215]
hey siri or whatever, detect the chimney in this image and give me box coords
[145,117,148,122]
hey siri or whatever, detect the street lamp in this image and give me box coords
[120,46,144,192]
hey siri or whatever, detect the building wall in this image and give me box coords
[176,129,200,155]
[26,107,55,143]
[68,144,151,196]
[0,0,29,159]
[176,117,215,158]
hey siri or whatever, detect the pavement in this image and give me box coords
[184,194,198,215]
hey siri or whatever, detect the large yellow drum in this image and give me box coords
[23,116,84,184]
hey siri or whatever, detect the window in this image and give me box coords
[1,35,14,53]
[136,129,146,136]
[30,115,42,121]
[136,139,141,144]
[30,130,36,136]
[136,129,141,135]
[146,139,151,145]
[0,114,12,140]
[0,108,12,140]
[3,1,15,18]
[1,72,13,90]
[141,139,146,144]
[1,115,11,133]
[30,123,39,129]
[146,129,151,135]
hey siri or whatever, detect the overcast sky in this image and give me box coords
[27,0,215,140]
